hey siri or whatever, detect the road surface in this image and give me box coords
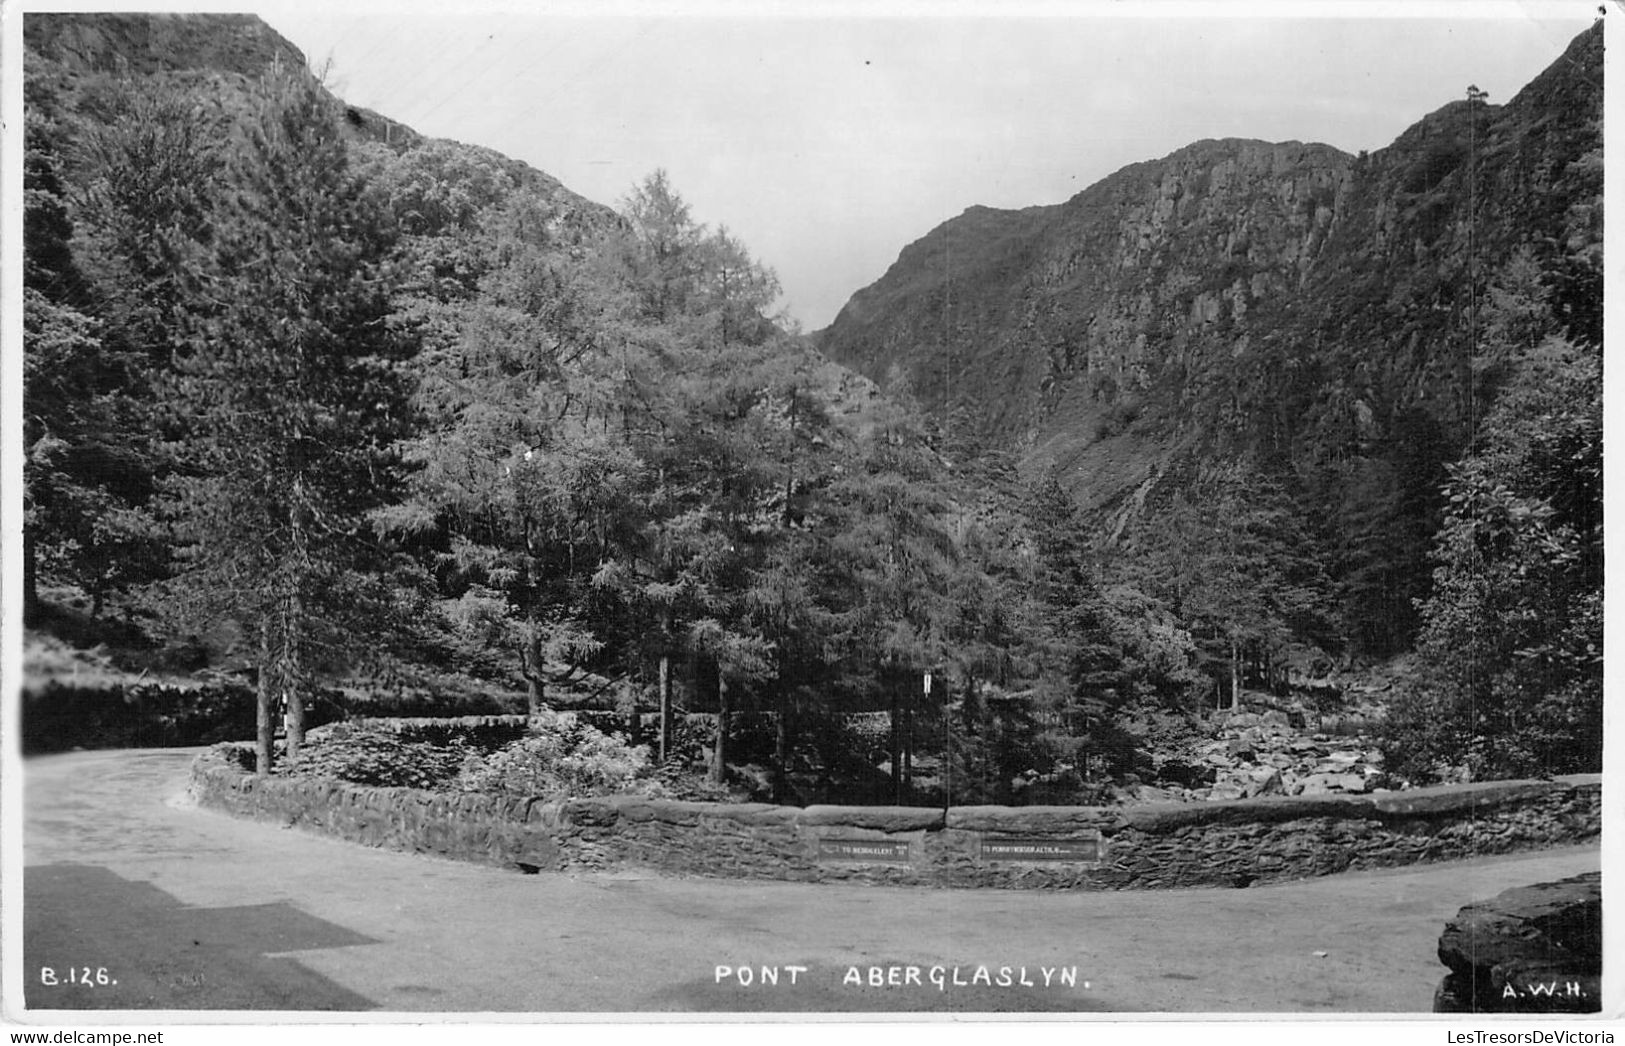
[16,747,1603,1015]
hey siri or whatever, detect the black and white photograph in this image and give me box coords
[3,0,1613,1032]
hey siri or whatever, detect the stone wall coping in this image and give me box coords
[946,805,1119,833]
[187,747,1599,889]
[1116,777,1595,831]
[193,744,1599,834]
[798,805,944,831]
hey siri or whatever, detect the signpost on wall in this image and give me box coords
[815,838,912,863]
[979,835,1104,863]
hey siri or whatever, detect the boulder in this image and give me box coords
[1328,772,1368,794]
[1123,784,1182,804]
[1433,872,1601,1013]
[1244,767,1285,797]
[1216,767,1283,799]
[1155,760,1215,788]
[1316,752,1363,773]
[1292,772,1365,796]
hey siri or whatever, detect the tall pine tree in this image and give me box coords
[157,67,414,772]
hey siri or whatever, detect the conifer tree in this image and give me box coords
[157,68,413,772]
[23,71,223,618]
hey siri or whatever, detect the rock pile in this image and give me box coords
[1147,707,1386,803]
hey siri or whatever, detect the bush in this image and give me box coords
[454,709,652,800]
[642,762,748,802]
[210,741,261,773]
[325,689,521,719]
[282,728,471,789]
[1379,674,1601,787]
[322,717,530,750]
[22,680,266,753]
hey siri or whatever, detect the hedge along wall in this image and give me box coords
[188,747,1601,890]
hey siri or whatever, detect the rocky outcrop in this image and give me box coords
[820,27,1600,486]
[820,138,1351,472]
[1433,872,1602,1013]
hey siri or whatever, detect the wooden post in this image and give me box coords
[657,652,672,761]
[255,619,273,776]
[774,703,789,802]
[1230,637,1241,712]
[889,669,902,804]
[941,675,950,814]
[285,590,305,760]
[903,701,913,796]
[710,674,729,784]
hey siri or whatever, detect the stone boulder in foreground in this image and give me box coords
[1433,871,1601,1013]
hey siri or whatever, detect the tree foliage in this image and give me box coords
[1381,332,1601,782]
[23,27,1602,803]
[1121,462,1334,707]
[154,67,415,769]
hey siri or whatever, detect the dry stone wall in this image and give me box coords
[189,746,1599,889]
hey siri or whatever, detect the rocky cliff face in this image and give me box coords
[818,25,1602,530]
[828,137,1351,447]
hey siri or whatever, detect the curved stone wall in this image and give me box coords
[188,746,1600,889]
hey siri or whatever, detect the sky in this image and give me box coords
[245,2,1598,330]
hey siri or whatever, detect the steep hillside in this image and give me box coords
[820,24,1600,492]
[827,139,1349,452]
[818,23,1602,654]
[23,12,617,238]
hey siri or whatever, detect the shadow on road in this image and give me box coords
[25,864,378,1011]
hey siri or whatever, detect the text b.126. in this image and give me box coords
[40,966,117,986]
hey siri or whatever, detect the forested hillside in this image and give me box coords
[818,23,1603,782]
[22,13,1602,799]
[820,25,1601,660]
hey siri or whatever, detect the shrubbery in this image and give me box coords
[281,709,659,800]
[283,730,473,789]
[453,710,651,799]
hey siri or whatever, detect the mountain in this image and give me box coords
[23,12,618,237]
[816,24,1601,655]
[818,26,1600,503]
[821,136,1351,500]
